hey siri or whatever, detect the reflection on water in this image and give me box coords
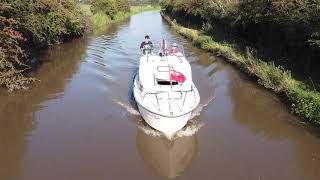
[0,36,90,180]
[0,109,35,180]
[136,129,197,179]
[228,72,320,179]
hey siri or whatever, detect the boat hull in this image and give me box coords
[133,54,200,136]
[136,102,191,136]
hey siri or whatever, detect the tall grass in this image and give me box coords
[90,11,111,33]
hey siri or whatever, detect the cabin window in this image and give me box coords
[157,81,178,85]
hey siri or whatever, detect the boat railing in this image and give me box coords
[157,66,170,73]
[159,44,185,58]
[141,43,185,58]
[141,88,197,112]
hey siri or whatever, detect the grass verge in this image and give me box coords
[161,12,320,125]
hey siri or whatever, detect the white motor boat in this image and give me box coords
[133,43,200,136]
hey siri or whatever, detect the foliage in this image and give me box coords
[308,32,320,47]
[0,6,34,90]
[161,0,234,21]
[3,0,86,46]
[131,0,160,6]
[288,88,320,124]
[202,22,214,34]
[0,0,86,90]
[161,12,320,125]
[161,0,320,80]
[130,5,161,14]
[91,0,130,19]
[90,11,111,33]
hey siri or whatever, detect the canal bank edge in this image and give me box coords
[160,11,320,126]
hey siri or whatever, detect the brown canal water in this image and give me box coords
[0,11,320,180]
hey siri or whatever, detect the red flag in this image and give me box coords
[170,70,186,84]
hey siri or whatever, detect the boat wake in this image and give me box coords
[189,95,215,120]
[112,99,140,116]
[136,118,204,140]
[112,92,214,139]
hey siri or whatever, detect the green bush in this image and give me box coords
[0,7,34,90]
[162,0,233,21]
[91,0,130,19]
[252,61,293,92]
[288,88,320,124]
[1,0,86,47]
[193,35,212,47]
[309,32,320,48]
[0,0,86,90]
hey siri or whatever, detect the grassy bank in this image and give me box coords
[161,12,320,125]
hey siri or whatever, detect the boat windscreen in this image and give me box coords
[157,80,178,86]
[152,43,185,57]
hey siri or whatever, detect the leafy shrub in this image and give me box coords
[0,0,86,90]
[288,88,320,124]
[0,7,34,90]
[1,0,85,47]
[162,0,234,21]
[193,35,212,47]
[252,61,293,92]
[309,32,320,47]
[91,0,130,19]
[202,22,214,34]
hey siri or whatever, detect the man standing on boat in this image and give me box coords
[140,35,153,55]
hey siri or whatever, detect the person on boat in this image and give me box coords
[140,35,153,55]
[159,39,168,57]
[169,43,178,55]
